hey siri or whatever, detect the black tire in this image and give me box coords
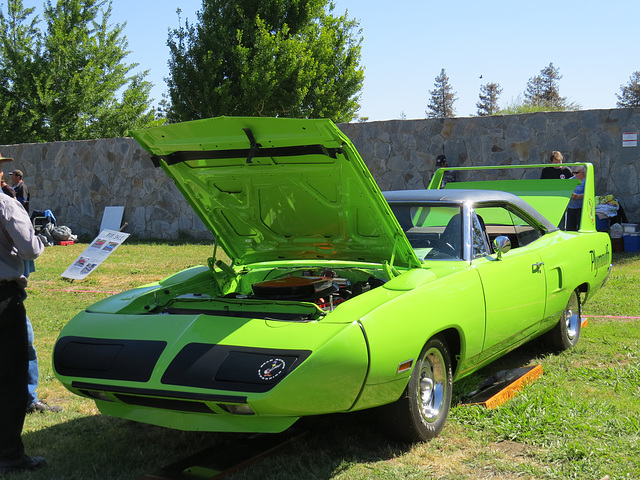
[543,289,581,352]
[378,335,453,442]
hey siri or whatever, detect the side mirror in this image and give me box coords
[493,235,511,260]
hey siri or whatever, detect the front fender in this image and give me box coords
[250,320,369,415]
[352,267,486,409]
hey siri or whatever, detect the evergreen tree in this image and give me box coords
[426,68,456,118]
[476,82,502,116]
[524,74,545,106]
[155,92,171,120]
[523,62,578,110]
[616,72,640,108]
[166,0,364,123]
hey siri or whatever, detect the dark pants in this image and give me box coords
[566,207,582,231]
[0,285,28,463]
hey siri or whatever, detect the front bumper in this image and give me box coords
[53,311,369,432]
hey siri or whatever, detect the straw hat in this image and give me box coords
[0,152,14,163]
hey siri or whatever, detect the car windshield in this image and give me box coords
[389,204,463,260]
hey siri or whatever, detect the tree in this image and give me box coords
[0,0,43,143]
[0,0,155,143]
[498,95,552,115]
[39,0,154,140]
[426,68,456,118]
[166,0,364,123]
[524,62,578,110]
[476,82,502,116]
[616,72,640,108]
[155,92,171,121]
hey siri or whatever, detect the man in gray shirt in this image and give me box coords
[0,191,46,474]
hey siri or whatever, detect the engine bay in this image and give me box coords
[148,266,388,321]
[244,267,385,311]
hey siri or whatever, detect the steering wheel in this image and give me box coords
[424,238,458,258]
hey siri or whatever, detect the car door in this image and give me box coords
[472,206,547,358]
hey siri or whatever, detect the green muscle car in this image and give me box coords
[53,117,611,441]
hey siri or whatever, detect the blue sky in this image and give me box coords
[23,0,640,121]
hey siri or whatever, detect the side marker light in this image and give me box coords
[397,359,414,373]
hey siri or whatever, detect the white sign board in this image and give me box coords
[100,206,125,233]
[61,229,130,280]
[622,132,637,147]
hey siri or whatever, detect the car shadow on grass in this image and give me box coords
[230,411,414,480]
[19,409,410,480]
[20,414,225,479]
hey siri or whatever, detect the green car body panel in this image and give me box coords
[53,117,611,436]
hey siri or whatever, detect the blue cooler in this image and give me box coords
[595,217,609,231]
[623,234,640,253]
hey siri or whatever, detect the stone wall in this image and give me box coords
[340,109,640,220]
[1,108,639,240]
[1,138,210,240]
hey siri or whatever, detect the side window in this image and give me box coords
[511,211,543,247]
[472,212,491,258]
[475,206,543,249]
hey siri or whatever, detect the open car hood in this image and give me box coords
[131,117,419,269]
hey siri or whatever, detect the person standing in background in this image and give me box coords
[540,151,573,179]
[0,154,16,198]
[10,169,29,213]
[566,166,586,231]
[435,155,458,188]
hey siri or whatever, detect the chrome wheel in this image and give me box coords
[377,335,452,442]
[543,289,581,352]
[564,291,581,342]
[418,347,447,423]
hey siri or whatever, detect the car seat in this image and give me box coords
[441,214,462,258]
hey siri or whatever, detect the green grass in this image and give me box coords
[454,323,640,478]
[15,245,640,479]
[582,252,640,316]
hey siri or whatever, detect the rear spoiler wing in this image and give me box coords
[429,163,598,232]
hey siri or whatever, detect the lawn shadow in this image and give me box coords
[20,414,222,480]
[227,411,414,480]
[18,409,411,480]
